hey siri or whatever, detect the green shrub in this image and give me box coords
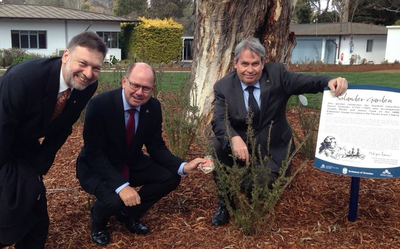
[129,17,183,64]
[12,53,44,65]
[212,110,306,235]
[1,48,30,66]
[157,72,201,158]
[290,96,320,160]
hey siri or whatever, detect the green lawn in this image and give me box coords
[294,72,400,109]
[311,72,400,89]
[98,71,190,92]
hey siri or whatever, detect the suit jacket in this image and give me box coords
[76,88,184,195]
[212,63,332,167]
[0,57,98,244]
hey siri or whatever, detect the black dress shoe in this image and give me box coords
[211,205,229,226]
[91,219,110,246]
[116,215,149,235]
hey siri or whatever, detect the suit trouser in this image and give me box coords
[15,181,49,249]
[212,137,285,207]
[91,162,181,226]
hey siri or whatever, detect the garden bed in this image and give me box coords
[4,108,400,249]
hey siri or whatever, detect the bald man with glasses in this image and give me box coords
[76,62,205,246]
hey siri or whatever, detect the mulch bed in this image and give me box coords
[4,107,400,249]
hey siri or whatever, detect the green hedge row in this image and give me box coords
[121,17,183,64]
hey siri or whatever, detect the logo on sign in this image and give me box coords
[380,169,393,177]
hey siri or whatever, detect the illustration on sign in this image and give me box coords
[318,135,365,160]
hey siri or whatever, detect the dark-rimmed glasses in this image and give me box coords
[125,76,154,94]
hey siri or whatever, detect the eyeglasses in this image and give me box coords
[125,76,154,94]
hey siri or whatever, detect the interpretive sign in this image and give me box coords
[314,85,400,178]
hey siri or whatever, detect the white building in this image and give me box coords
[290,22,387,65]
[0,3,137,60]
[180,23,389,65]
[385,26,400,63]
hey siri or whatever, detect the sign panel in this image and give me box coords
[314,85,400,178]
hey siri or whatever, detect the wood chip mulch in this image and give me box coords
[4,109,400,249]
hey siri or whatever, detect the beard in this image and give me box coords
[63,59,95,90]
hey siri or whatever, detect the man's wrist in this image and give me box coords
[115,182,130,194]
[178,162,187,176]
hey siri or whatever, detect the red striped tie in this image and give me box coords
[121,109,136,181]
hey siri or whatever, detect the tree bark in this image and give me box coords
[191,0,293,126]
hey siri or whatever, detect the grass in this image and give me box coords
[98,71,190,92]
[312,72,400,89]
[292,72,400,109]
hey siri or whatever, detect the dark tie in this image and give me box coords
[51,88,71,121]
[122,109,136,181]
[126,109,136,146]
[246,86,260,126]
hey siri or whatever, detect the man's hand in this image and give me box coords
[328,77,348,96]
[183,158,206,174]
[231,135,249,164]
[119,186,141,207]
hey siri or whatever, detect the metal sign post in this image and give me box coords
[348,176,360,221]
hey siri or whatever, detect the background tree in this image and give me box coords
[63,0,91,10]
[190,0,295,123]
[353,0,400,25]
[317,9,340,22]
[347,0,364,22]
[293,0,313,23]
[366,0,400,13]
[314,0,400,24]
[147,0,191,19]
[113,0,147,17]
[309,0,331,16]
[178,0,195,36]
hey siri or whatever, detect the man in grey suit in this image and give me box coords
[0,31,106,248]
[211,37,348,226]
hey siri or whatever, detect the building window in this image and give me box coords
[11,30,47,49]
[182,37,193,61]
[97,32,119,48]
[366,39,373,52]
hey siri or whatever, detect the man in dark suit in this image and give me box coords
[76,62,205,246]
[210,37,348,226]
[0,31,106,249]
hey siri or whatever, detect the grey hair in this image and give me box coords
[234,37,266,62]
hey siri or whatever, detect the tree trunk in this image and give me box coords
[191,0,294,127]
[342,0,350,22]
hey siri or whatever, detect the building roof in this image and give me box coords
[0,3,137,22]
[291,22,387,36]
